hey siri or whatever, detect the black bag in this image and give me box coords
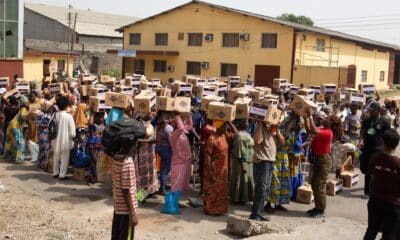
[48,112,58,140]
[102,118,146,160]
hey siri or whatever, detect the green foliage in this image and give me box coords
[276,13,314,26]
[102,67,122,79]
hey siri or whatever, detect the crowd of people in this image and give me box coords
[0,79,399,240]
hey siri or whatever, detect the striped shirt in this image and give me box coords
[112,157,138,214]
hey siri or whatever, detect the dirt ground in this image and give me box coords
[0,159,376,240]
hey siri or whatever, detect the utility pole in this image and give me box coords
[66,5,72,77]
[71,13,78,52]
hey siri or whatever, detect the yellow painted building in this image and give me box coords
[118,0,399,89]
[23,48,76,83]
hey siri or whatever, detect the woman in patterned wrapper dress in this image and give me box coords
[37,101,55,171]
[135,113,159,196]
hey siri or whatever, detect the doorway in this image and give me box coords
[254,65,280,88]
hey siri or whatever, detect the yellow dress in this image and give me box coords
[3,107,28,163]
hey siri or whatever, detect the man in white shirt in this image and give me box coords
[52,96,76,180]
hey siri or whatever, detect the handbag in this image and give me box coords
[73,146,90,168]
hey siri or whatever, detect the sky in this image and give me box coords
[26,0,400,45]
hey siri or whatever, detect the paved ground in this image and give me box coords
[0,158,377,240]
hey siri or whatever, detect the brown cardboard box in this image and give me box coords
[174,81,193,94]
[73,168,86,181]
[326,179,344,196]
[81,74,98,85]
[89,97,111,112]
[187,76,206,87]
[296,184,314,204]
[116,86,134,96]
[249,102,282,125]
[89,87,109,99]
[207,102,236,121]
[273,78,288,90]
[228,76,241,88]
[261,95,279,106]
[290,86,300,94]
[105,92,131,109]
[199,85,218,97]
[3,89,20,102]
[134,92,156,113]
[174,97,191,113]
[201,95,224,111]
[309,85,321,95]
[211,82,228,93]
[289,95,318,117]
[333,90,347,104]
[156,97,175,111]
[140,81,161,90]
[341,171,359,187]
[206,77,219,85]
[154,87,172,97]
[298,88,315,102]
[248,89,264,101]
[346,92,366,106]
[343,87,358,93]
[100,75,110,82]
[227,88,249,103]
[321,84,337,95]
[315,94,326,103]
[0,77,9,88]
[254,87,272,95]
[234,97,252,119]
[359,83,375,95]
[49,83,64,95]
[16,82,30,94]
[150,78,161,85]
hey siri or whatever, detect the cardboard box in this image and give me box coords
[174,81,193,94]
[187,76,206,87]
[234,97,252,119]
[0,77,9,88]
[321,84,337,94]
[333,90,347,104]
[105,92,131,109]
[343,87,358,93]
[248,89,265,101]
[262,95,279,106]
[49,83,64,95]
[227,88,249,103]
[341,171,359,187]
[326,179,344,196]
[89,96,111,112]
[249,102,282,125]
[16,82,30,94]
[80,85,88,97]
[296,184,314,204]
[228,76,241,88]
[200,95,224,111]
[346,92,366,106]
[117,86,134,96]
[206,77,218,85]
[359,84,375,95]
[199,85,218,97]
[141,81,161,90]
[211,82,228,93]
[273,78,288,90]
[73,168,86,181]
[309,85,321,95]
[81,74,98,85]
[150,78,161,85]
[289,95,318,117]
[100,75,110,83]
[315,94,326,103]
[254,87,272,95]
[134,92,156,113]
[154,87,172,97]
[89,87,109,99]
[156,96,175,111]
[207,102,236,121]
[174,97,191,113]
[298,88,315,102]
[290,86,300,94]
[3,89,20,102]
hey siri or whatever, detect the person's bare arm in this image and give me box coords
[374,90,380,102]
[303,107,320,135]
[253,122,263,145]
[276,128,285,144]
[358,128,365,148]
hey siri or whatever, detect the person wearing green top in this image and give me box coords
[229,120,255,204]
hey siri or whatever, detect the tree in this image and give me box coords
[276,13,314,26]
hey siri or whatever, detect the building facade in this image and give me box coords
[0,0,24,83]
[118,0,400,89]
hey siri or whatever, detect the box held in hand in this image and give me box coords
[207,102,236,122]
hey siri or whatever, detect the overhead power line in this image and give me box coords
[315,13,400,21]
[320,21,400,28]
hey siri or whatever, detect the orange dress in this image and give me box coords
[203,133,229,215]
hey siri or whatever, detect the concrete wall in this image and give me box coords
[24,9,71,43]
[0,60,24,86]
[295,32,391,89]
[78,35,123,52]
[122,2,294,83]
[293,65,340,87]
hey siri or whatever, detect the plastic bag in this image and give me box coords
[161,191,180,215]
[28,140,39,162]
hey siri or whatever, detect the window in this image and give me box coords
[188,33,203,46]
[361,70,368,82]
[0,0,19,58]
[186,61,201,75]
[379,71,385,82]
[316,39,325,52]
[261,33,277,48]
[221,63,238,77]
[222,33,239,47]
[154,60,166,73]
[129,33,141,45]
[155,33,168,46]
[134,59,145,75]
[43,59,51,77]
[57,60,65,72]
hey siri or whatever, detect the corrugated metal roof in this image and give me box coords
[25,2,140,38]
[117,0,399,50]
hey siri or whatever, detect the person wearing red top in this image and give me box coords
[304,108,339,218]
